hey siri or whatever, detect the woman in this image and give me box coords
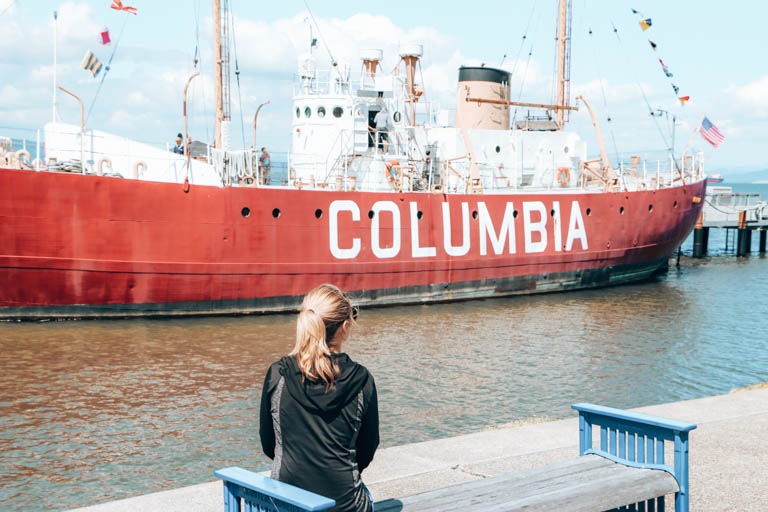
[260,284,379,512]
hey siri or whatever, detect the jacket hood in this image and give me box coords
[279,353,369,415]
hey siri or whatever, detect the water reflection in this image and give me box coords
[1,256,767,510]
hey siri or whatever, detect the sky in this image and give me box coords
[1,0,766,174]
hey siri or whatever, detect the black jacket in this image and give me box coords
[260,353,379,512]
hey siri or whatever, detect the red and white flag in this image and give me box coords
[110,0,137,15]
[100,29,111,45]
[699,117,725,148]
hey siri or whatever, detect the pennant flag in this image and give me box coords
[659,59,673,78]
[100,29,111,45]
[631,9,642,15]
[699,117,725,147]
[110,0,137,15]
[671,83,680,95]
[678,96,690,106]
[640,18,652,30]
[649,40,657,51]
[81,50,103,77]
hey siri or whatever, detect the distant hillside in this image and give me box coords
[714,169,768,183]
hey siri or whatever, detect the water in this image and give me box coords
[2,190,768,511]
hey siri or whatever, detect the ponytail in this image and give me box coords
[290,284,355,388]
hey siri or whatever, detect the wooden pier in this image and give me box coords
[693,186,768,257]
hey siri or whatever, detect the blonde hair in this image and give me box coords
[291,284,356,388]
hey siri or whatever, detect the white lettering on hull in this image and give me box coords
[442,202,470,257]
[478,201,516,255]
[328,199,589,259]
[523,201,547,253]
[329,200,361,259]
[370,201,401,258]
[410,202,436,257]
[565,200,588,250]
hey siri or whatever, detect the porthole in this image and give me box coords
[550,209,555,217]
[355,107,364,117]
[495,145,501,153]
[241,207,250,218]
[417,210,423,220]
[586,208,591,216]
[393,111,402,123]
[304,106,311,118]
[564,146,569,154]
[295,107,300,119]
[619,206,625,215]
[315,208,323,219]
[673,200,678,208]
[272,208,281,218]
[648,204,653,213]
[368,210,375,219]
[513,210,519,218]
[317,106,326,118]
[472,210,478,220]
[333,106,344,118]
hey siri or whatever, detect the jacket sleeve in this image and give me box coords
[356,375,379,472]
[259,364,276,460]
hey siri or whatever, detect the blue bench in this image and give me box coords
[215,403,696,512]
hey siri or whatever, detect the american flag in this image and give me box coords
[699,117,725,148]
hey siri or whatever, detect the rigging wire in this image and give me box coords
[0,0,17,18]
[503,1,537,74]
[229,1,246,149]
[302,0,342,79]
[190,0,211,148]
[84,14,130,125]
[586,24,621,162]
[605,12,674,162]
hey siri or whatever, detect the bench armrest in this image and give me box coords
[571,403,697,512]
[214,467,335,512]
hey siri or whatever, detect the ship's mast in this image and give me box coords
[555,0,572,129]
[213,0,232,149]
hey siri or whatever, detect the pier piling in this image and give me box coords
[760,230,766,254]
[692,212,708,258]
[737,211,750,257]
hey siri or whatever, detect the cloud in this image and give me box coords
[724,75,768,119]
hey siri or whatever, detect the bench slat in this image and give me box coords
[374,455,612,511]
[375,455,678,512]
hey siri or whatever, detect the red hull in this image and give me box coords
[0,168,705,318]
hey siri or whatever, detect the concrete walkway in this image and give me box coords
[69,387,768,511]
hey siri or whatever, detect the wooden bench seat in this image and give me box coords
[374,454,678,511]
[215,403,696,512]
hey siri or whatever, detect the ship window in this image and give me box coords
[586,208,591,216]
[317,106,326,118]
[648,204,653,213]
[315,208,323,218]
[393,111,402,123]
[241,207,250,218]
[368,210,375,219]
[333,106,344,118]
[295,107,300,118]
[272,208,281,218]
[619,206,625,215]
[304,106,311,118]
[495,145,501,153]
[513,210,519,218]
[417,210,423,220]
[564,146,569,154]
[673,200,678,208]
[472,210,478,220]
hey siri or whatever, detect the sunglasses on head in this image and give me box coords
[351,304,359,321]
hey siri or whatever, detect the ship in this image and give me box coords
[0,0,706,319]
